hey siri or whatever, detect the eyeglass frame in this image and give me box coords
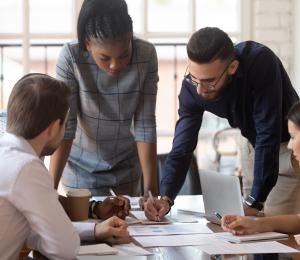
[184,60,233,91]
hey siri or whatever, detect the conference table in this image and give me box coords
[34,195,300,260]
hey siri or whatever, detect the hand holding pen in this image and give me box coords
[143,191,170,222]
[220,213,261,235]
[148,190,160,222]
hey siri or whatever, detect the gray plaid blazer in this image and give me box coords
[56,37,158,189]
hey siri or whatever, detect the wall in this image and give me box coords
[250,0,293,78]
[293,0,300,89]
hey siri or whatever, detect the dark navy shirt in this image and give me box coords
[161,41,299,202]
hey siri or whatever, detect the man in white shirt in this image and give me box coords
[0,73,129,260]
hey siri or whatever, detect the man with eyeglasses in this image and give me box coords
[143,27,300,221]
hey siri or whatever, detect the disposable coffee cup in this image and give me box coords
[66,189,91,221]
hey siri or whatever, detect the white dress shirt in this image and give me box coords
[0,133,95,260]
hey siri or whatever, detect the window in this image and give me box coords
[0,0,246,154]
[147,0,191,33]
[29,0,73,34]
[0,0,22,33]
[196,0,240,33]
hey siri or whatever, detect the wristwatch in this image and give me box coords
[244,195,264,211]
[89,200,101,219]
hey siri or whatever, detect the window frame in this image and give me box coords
[0,0,252,73]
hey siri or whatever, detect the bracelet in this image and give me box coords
[89,200,101,219]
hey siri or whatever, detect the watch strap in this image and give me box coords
[89,200,101,219]
[245,195,264,211]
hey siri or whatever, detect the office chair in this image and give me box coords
[157,153,202,195]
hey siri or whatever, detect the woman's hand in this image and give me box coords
[143,197,170,221]
[221,215,261,235]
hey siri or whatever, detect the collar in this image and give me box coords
[0,133,39,158]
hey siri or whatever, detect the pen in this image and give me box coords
[214,211,223,220]
[148,190,159,221]
[148,190,155,204]
[109,188,117,197]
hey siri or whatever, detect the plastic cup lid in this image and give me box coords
[66,189,91,197]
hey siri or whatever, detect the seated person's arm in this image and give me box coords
[15,162,80,259]
[222,214,300,235]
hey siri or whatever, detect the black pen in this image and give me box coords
[214,211,223,220]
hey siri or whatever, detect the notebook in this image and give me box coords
[199,169,244,224]
[78,244,118,255]
[216,232,288,243]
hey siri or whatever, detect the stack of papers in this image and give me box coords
[78,244,117,255]
[215,232,289,243]
[134,234,218,247]
[127,210,198,225]
[198,240,298,255]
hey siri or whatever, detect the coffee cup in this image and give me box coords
[66,189,91,221]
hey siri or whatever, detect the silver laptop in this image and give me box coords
[200,169,244,224]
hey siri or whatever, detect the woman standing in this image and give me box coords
[50,0,158,197]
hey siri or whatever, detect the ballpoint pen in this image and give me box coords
[148,190,160,221]
[214,211,223,220]
[109,188,117,197]
[147,190,155,204]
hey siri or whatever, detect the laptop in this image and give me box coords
[199,169,244,224]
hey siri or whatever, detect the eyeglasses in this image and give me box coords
[184,61,232,91]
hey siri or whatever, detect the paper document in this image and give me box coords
[129,210,198,224]
[127,196,140,209]
[78,244,117,255]
[198,240,298,255]
[216,232,288,243]
[113,243,152,255]
[134,234,218,247]
[126,216,143,225]
[129,223,213,236]
[129,210,171,224]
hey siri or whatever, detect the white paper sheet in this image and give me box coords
[129,210,198,224]
[198,240,299,255]
[134,234,218,247]
[129,210,171,224]
[216,231,288,243]
[113,243,152,255]
[129,223,213,236]
[78,244,118,255]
